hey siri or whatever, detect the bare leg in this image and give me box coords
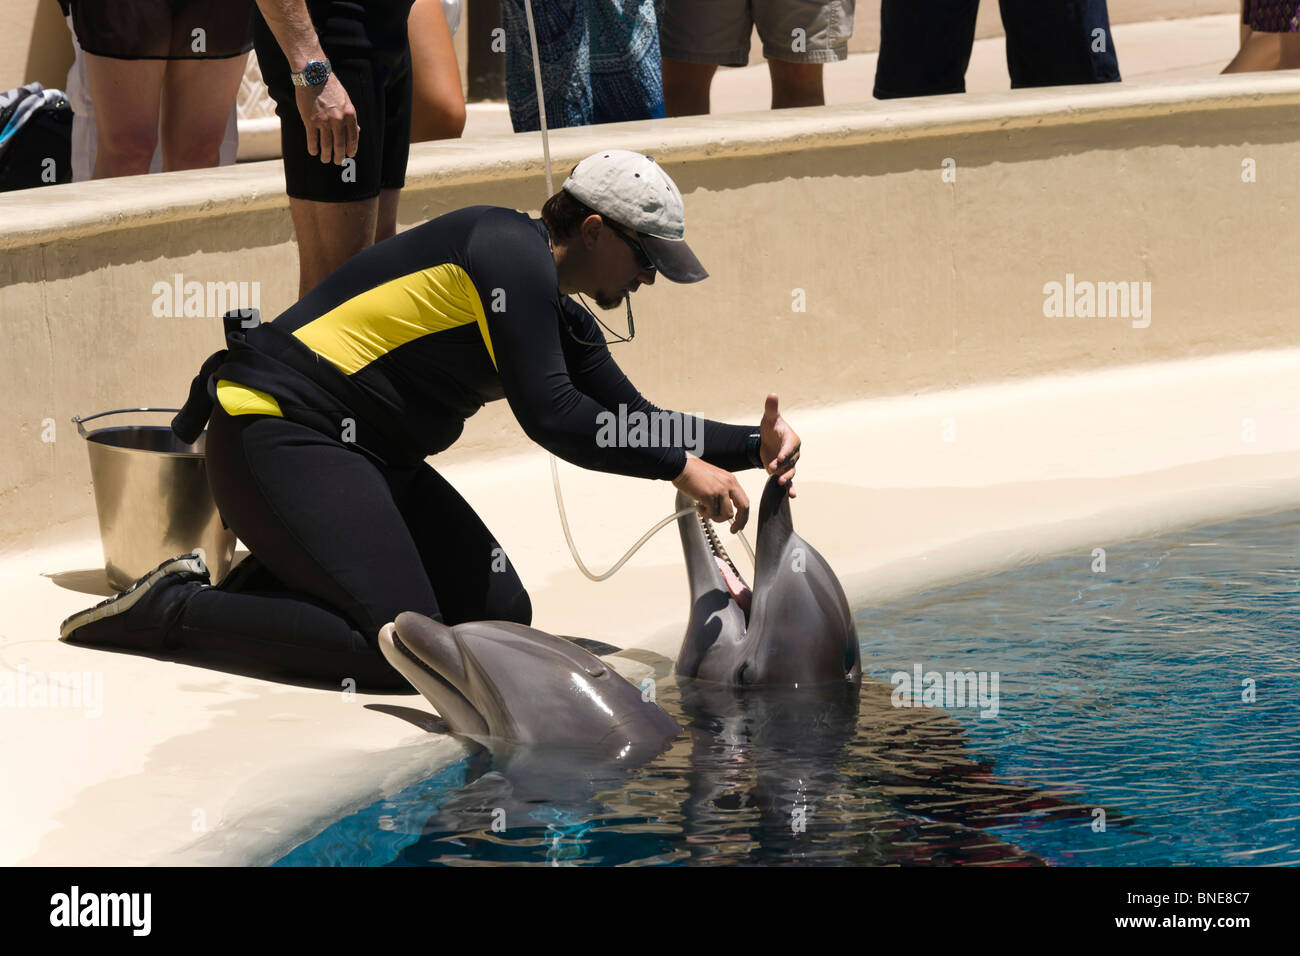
[375,188,401,243]
[83,53,164,178]
[409,0,466,141]
[662,58,717,116]
[768,59,825,109]
[289,196,380,297]
[1277,33,1300,69]
[1224,3,1282,74]
[1223,31,1281,71]
[159,54,249,171]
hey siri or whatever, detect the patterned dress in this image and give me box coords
[1244,0,1300,33]
[500,0,665,133]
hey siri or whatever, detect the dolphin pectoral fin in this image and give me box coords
[562,636,624,656]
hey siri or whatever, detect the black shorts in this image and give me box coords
[68,0,254,60]
[252,0,414,203]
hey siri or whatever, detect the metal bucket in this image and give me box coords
[74,408,235,591]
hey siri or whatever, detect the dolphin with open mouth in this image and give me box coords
[377,612,680,760]
[674,475,862,687]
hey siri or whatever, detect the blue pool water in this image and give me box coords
[276,509,1300,866]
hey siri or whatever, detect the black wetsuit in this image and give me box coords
[166,205,759,689]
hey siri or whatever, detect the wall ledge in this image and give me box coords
[5,73,1300,251]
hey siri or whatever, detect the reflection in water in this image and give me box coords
[284,660,1115,867]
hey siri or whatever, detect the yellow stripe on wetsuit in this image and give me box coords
[216,379,283,417]
[291,262,498,373]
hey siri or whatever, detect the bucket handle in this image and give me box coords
[72,407,182,441]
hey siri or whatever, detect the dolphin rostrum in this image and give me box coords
[674,475,861,687]
[378,611,680,760]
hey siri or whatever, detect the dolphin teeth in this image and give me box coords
[698,513,747,585]
[698,513,751,618]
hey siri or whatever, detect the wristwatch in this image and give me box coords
[290,59,332,87]
[745,433,763,470]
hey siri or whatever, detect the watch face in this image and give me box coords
[302,61,330,85]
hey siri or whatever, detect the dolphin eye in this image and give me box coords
[584,662,606,677]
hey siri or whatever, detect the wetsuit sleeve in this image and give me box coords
[559,297,760,473]
[468,213,693,480]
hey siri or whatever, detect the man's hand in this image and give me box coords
[254,1,360,164]
[673,455,750,534]
[295,73,359,164]
[759,393,800,498]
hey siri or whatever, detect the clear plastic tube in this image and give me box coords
[549,455,754,582]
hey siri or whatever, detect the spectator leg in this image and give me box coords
[999,0,1120,88]
[288,196,381,298]
[768,60,825,109]
[375,188,401,243]
[874,0,980,99]
[662,59,717,116]
[1276,33,1300,70]
[83,53,165,178]
[1223,28,1281,72]
[159,54,249,171]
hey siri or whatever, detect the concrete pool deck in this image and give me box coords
[5,62,1300,864]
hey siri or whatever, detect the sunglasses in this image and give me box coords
[609,223,655,274]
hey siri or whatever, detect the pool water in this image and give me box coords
[275,509,1300,866]
[863,507,1300,866]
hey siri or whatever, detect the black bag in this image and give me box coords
[0,82,73,192]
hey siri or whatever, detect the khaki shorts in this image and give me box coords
[660,0,855,66]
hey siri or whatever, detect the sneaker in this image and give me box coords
[59,553,210,651]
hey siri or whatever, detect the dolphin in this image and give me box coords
[377,611,680,761]
[674,475,862,687]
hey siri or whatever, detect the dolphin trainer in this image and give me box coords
[674,475,861,687]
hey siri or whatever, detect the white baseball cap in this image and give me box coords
[561,149,708,283]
